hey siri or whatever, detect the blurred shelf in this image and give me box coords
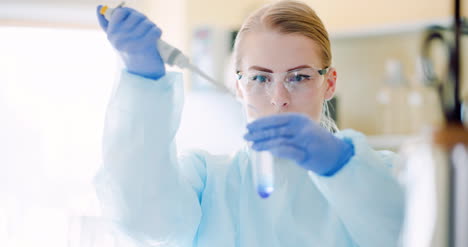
[330,18,451,39]
[0,2,100,28]
[367,134,412,151]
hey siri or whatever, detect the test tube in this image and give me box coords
[251,151,275,198]
[244,103,275,198]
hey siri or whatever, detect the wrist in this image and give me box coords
[123,53,166,80]
[301,136,355,177]
[322,138,355,176]
[127,68,165,80]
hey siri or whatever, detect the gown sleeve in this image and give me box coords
[93,70,204,246]
[308,129,405,247]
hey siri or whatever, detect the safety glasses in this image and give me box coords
[237,67,328,95]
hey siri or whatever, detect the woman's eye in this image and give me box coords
[289,74,311,82]
[251,75,268,83]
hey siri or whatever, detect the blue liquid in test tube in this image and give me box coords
[244,103,275,198]
[251,151,275,198]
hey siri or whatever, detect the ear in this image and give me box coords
[324,67,337,101]
[235,80,244,100]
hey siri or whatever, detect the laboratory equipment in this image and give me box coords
[376,59,411,135]
[101,2,271,199]
[399,0,468,246]
[99,2,230,94]
[191,26,233,91]
[244,103,275,198]
[250,149,275,198]
[406,57,444,133]
[236,67,328,96]
[244,113,354,176]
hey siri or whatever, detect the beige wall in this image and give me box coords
[184,0,467,32]
[182,0,467,134]
[2,0,465,134]
[303,0,465,32]
[2,0,464,47]
[332,33,468,134]
[186,0,265,30]
[2,0,465,36]
[140,0,187,53]
[332,32,423,134]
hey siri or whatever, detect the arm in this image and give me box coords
[308,130,404,247]
[244,114,404,246]
[94,71,202,246]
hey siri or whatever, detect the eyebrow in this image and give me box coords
[248,65,312,73]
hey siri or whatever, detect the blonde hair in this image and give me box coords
[233,0,338,132]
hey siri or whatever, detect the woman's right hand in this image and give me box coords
[96,6,166,80]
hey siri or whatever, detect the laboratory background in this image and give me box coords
[1,0,468,246]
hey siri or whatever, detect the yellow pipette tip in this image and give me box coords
[99,5,108,15]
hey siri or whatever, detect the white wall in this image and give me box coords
[0,27,118,246]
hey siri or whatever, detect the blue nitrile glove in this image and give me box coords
[96,6,165,80]
[244,113,355,176]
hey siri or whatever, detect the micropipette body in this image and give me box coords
[100,3,229,93]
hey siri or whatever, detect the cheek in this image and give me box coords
[292,89,324,120]
[243,95,273,118]
[242,88,326,120]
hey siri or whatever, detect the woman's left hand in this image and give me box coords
[244,113,354,176]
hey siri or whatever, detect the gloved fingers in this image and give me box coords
[133,19,161,41]
[118,8,147,32]
[96,5,109,31]
[121,19,152,42]
[252,138,310,169]
[125,23,162,52]
[110,32,145,52]
[246,114,292,132]
[106,17,149,50]
[107,7,132,34]
[141,26,164,62]
[251,138,307,162]
[244,126,295,142]
[269,145,307,163]
[251,137,295,151]
[146,21,162,39]
[139,27,163,54]
[247,112,313,131]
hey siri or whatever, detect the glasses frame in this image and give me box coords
[236,66,329,93]
[236,66,329,81]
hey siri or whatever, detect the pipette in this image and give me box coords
[101,3,274,198]
[99,2,230,93]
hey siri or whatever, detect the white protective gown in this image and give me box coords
[94,71,405,247]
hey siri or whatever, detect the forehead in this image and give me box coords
[240,30,323,72]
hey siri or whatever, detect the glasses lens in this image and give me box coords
[284,68,324,91]
[239,67,325,94]
[239,71,273,94]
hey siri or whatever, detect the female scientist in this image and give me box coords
[94,1,404,246]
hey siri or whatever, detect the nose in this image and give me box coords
[269,81,290,109]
